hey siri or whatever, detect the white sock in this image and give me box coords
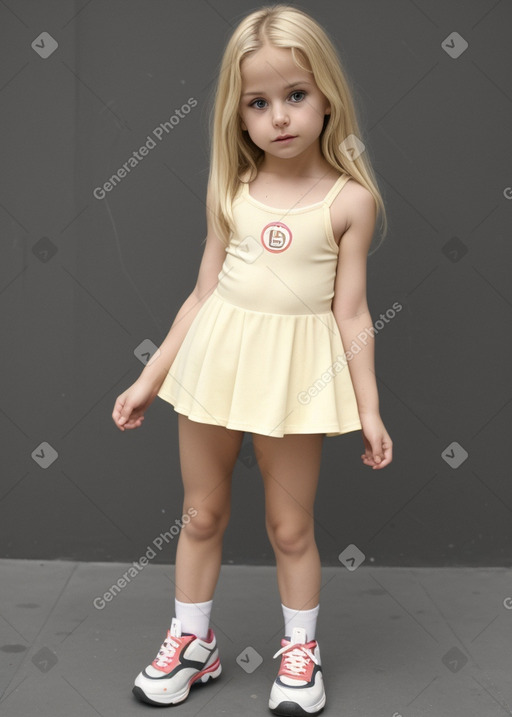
[175,598,212,640]
[282,603,319,641]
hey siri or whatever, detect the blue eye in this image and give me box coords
[248,90,307,109]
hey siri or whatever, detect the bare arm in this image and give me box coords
[113,184,228,430]
[331,184,378,415]
[138,184,228,395]
[138,289,215,393]
[331,182,393,469]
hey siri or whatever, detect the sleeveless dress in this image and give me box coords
[157,173,362,438]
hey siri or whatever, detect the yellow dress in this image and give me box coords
[157,174,362,438]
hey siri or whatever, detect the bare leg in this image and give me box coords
[174,414,244,603]
[252,432,324,610]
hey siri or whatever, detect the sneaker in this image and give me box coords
[269,626,326,716]
[132,617,221,705]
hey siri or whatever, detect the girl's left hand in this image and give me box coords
[359,413,393,469]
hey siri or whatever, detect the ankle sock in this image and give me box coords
[175,598,213,640]
[281,602,319,641]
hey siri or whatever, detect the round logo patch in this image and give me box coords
[260,222,292,253]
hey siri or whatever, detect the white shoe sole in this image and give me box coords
[269,692,326,716]
[133,660,222,705]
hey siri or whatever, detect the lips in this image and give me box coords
[274,135,296,141]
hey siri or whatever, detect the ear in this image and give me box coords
[240,118,247,131]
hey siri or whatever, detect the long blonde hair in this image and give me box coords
[207,3,388,252]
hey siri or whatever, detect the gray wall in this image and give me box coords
[1,0,510,566]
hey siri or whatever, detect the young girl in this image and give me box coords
[112,4,392,715]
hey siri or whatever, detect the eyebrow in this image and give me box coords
[242,81,312,97]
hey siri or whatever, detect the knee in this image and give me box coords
[267,520,313,556]
[183,507,229,542]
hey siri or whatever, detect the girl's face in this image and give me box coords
[238,43,330,164]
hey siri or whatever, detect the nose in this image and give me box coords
[272,101,289,127]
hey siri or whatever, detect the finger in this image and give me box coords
[113,400,127,424]
[125,412,143,424]
[118,405,132,425]
[363,450,383,467]
[119,414,144,430]
[373,461,387,469]
[372,439,387,464]
[372,454,391,469]
[379,444,393,464]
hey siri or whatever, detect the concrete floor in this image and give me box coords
[0,560,511,716]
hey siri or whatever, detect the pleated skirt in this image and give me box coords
[157,288,362,438]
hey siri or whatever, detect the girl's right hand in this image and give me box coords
[112,379,158,431]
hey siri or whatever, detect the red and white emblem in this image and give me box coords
[260,222,292,253]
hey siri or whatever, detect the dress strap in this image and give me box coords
[323,174,351,207]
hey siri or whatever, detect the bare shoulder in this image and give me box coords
[330,177,376,245]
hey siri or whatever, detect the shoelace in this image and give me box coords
[272,642,318,675]
[154,631,182,667]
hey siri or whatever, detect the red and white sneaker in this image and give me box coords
[133,617,221,705]
[269,626,326,716]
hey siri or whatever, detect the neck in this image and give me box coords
[259,140,331,179]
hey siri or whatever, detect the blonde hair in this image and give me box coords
[207,3,388,252]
